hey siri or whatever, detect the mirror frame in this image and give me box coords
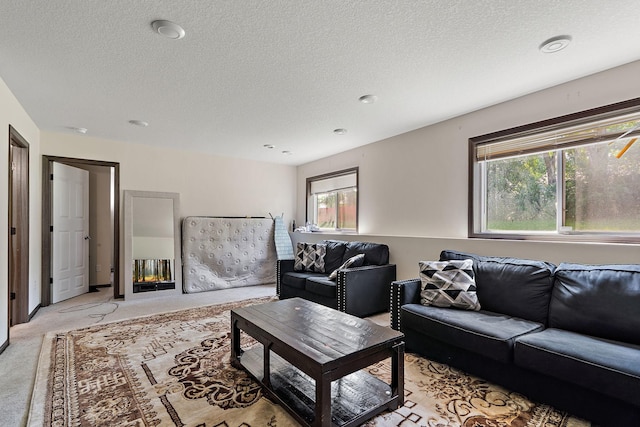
[123,190,182,300]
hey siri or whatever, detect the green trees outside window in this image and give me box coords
[485,142,640,233]
[472,98,640,242]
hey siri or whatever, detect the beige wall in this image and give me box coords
[3,59,640,349]
[291,233,640,281]
[295,60,640,279]
[41,132,297,218]
[0,76,41,347]
[41,131,297,294]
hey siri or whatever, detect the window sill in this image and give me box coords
[293,229,358,235]
[469,231,640,244]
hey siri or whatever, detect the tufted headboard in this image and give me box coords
[182,217,276,293]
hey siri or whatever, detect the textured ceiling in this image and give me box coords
[1,1,640,165]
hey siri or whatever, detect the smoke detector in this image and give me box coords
[152,20,185,40]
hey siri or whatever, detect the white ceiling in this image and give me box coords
[1,1,640,166]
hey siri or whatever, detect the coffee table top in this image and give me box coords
[232,297,403,370]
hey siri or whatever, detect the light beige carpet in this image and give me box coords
[29,297,589,427]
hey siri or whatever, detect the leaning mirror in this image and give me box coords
[124,190,182,300]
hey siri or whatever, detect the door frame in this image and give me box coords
[8,126,29,326]
[42,156,121,306]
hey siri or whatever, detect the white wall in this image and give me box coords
[41,131,297,294]
[0,76,41,347]
[295,60,640,279]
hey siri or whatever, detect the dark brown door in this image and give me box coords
[9,126,29,326]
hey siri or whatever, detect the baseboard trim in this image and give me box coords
[29,304,41,321]
[0,338,8,355]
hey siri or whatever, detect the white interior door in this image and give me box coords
[52,162,90,303]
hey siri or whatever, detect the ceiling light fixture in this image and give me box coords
[333,128,347,135]
[282,150,292,155]
[129,120,149,127]
[263,144,275,149]
[151,20,186,40]
[68,126,87,134]
[359,94,377,104]
[539,35,572,53]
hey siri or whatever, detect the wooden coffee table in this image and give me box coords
[231,297,404,427]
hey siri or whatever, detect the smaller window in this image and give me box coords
[306,168,358,232]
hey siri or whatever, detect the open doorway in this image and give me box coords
[8,126,29,326]
[42,156,121,306]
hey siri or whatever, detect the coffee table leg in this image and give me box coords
[230,314,241,367]
[315,372,331,426]
[263,343,272,387]
[392,342,405,408]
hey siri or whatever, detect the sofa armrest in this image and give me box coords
[336,264,397,318]
[276,259,295,296]
[390,278,421,330]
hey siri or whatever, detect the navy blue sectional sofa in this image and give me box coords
[390,250,640,426]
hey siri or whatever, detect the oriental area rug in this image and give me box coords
[28,297,589,427]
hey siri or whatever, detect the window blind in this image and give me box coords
[309,172,357,194]
[476,111,640,161]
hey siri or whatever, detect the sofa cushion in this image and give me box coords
[344,241,389,266]
[550,263,640,345]
[401,304,544,363]
[294,242,327,272]
[515,328,640,406]
[281,271,326,290]
[321,240,348,273]
[419,259,480,311]
[328,253,365,280]
[440,250,555,325]
[305,276,337,298]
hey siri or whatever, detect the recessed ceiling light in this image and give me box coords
[68,127,87,134]
[282,150,293,155]
[333,128,347,135]
[263,144,275,149]
[359,94,377,104]
[539,35,572,53]
[129,120,149,127]
[151,20,185,40]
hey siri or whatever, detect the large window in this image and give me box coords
[307,168,358,232]
[470,98,640,242]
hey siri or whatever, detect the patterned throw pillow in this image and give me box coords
[294,243,327,272]
[419,259,480,311]
[328,254,365,281]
